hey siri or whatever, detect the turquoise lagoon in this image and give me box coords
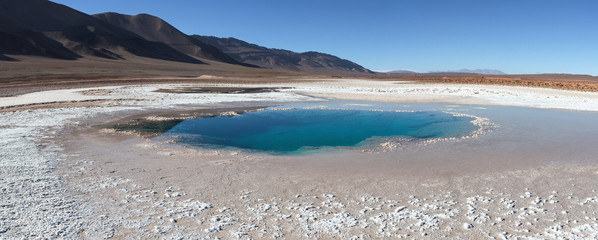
[164,103,478,154]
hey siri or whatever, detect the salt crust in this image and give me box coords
[2,80,598,238]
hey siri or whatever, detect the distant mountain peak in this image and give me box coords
[0,0,202,63]
[193,35,373,75]
[1,1,372,74]
[386,70,418,74]
[448,69,506,75]
[92,12,249,66]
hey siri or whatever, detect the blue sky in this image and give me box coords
[52,0,598,75]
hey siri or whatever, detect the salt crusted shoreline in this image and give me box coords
[2,79,598,238]
[3,79,598,111]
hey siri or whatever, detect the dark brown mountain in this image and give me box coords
[92,12,252,66]
[193,36,374,75]
[0,0,201,63]
[1,0,372,75]
[0,30,81,60]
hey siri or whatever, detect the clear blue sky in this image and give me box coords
[52,0,598,75]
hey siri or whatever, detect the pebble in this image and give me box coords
[463,223,474,229]
[395,206,407,213]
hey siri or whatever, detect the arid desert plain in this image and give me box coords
[2,64,598,239]
[3,1,598,238]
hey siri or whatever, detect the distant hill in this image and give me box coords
[376,70,418,76]
[438,69,506,75]
[0,0,201,63]
[387,70,417,74]
[92,13,252,66]
[193,36,374,75]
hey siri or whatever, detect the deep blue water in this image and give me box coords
[164,107,477,154]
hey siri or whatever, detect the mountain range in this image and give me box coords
[193,36,373,75]
[0,0,201,64]
[383,69,506,75]
[92,12,251,67]
[0,0,372,75]
[443,69,506,75]
[1,0,511,76]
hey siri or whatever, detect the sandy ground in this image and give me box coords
[2,78,598,239]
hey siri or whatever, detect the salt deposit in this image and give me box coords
[2,79,598,238]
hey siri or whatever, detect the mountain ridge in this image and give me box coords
[436,69,506,75]
[1,0,375,75]
[193,35,374,75]
[92,12,253,67]
[0,0,202,64]
[383,69,506,75]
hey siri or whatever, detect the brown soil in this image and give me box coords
[379,75,598,92]
[2,56,598,98]
[0,56,321,97]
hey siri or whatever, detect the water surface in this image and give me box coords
[165,106,476,154]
